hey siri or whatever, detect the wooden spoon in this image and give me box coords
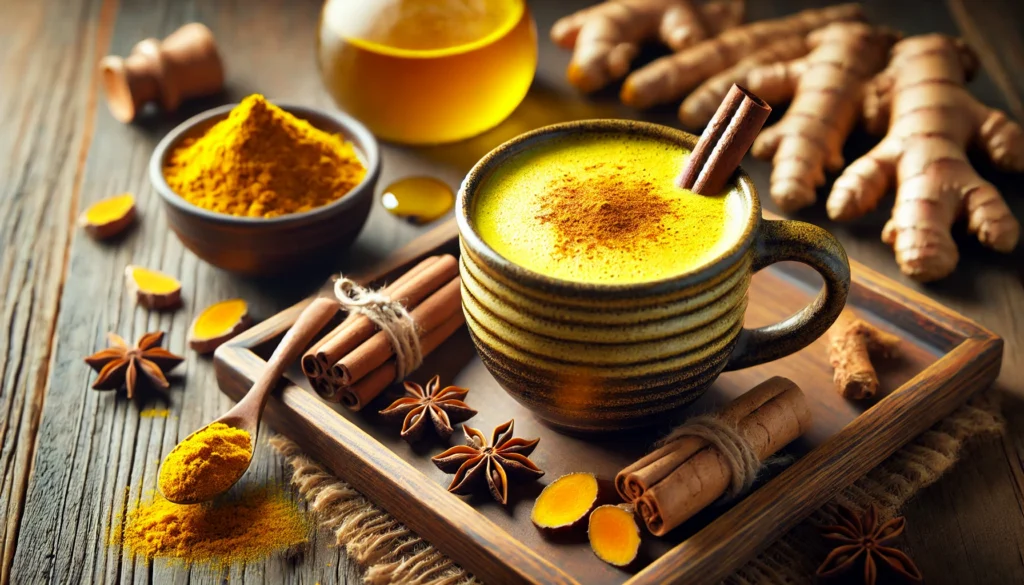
[159,297,339,504]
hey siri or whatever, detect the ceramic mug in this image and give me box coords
[456,120,850,433]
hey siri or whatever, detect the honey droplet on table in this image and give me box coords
[381,177,455,224]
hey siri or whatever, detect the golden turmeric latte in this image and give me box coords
[113,487,308,564]
[159,423,252,503]
[164,94,367,217]
[473,133,747,284]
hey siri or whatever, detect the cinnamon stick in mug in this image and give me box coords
[301,256,440,379]
[619,377,811,536]
[677,84,771,195]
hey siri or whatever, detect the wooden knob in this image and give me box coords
[99,23,224,123]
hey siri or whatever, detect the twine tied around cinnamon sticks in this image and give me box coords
[656,415,763,499]
[301,255,465,411]
[332,277,423,381]
[616,377,811,536]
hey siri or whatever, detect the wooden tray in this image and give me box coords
[214,217,1002,585]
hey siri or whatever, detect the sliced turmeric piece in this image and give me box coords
[531,472,600,532]
[188,299,252,354]
[589,504,641,567]
[78,193,136,240]
[125,265,182,310]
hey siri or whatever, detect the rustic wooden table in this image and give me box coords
[2,0,1022,583]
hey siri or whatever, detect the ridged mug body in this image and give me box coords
[461,242,753,432]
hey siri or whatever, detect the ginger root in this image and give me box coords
[551,0,744,92]
[621,3,863,109]
[679,35,809,128]
[125,265,182,310]
[531,472,600,532]
[827,312,900,400]
[588,504,641,567]
[188,298,252,354]
[828,35,1024,281]
[747,23,898,212]
[79,193,137,240]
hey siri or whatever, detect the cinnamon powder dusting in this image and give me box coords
[535,164,678,259]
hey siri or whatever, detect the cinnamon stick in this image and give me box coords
[337,310,466,410]
[624,377,811,536]
[336,277,463,385]
[301,256,440,379]
[614,383,785,501]
[677,84,771,195]
[313,255,458,372]
[315,367,346,403]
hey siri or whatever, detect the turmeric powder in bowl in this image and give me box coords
[163,94,367,218]
[159,422,252,503]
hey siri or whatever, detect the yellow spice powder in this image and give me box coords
[113,487,308,564]
[159,423,252,503]
[140,408,170,418]
[163,94,367,218]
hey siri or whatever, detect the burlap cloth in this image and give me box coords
[271,390,1003,585]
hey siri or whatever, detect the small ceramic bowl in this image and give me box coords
[149,103,380,276]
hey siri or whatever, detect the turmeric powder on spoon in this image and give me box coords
[158,422,252,503]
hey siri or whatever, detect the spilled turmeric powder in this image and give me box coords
[164,94,367,217]
[158,422,251,503]
[113,486,308,564]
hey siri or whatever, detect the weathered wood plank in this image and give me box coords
[0,0,113,582]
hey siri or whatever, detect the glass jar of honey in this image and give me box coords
[317,0,537,145]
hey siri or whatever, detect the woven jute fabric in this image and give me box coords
[272,390,1003,585]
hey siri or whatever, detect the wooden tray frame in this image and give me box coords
[214,218,1002,585]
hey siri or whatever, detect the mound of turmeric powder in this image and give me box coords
[113,487,308,564]
[164,94,367,218]
[159,422,252,503]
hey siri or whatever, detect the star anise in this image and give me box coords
[84,331,184,399]
[379,375,477,442]
[431,419,544,505]
[816,505,923,585]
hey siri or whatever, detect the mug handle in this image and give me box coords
[723,218,851,371]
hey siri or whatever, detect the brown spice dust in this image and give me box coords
[535,165,677,260]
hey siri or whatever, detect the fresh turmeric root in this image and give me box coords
[828,35,1024,281]
[621,3,863,109]
[679,35,809,128]
[551,0,745,92]
[827,311,900,400]
[747,23,898,212]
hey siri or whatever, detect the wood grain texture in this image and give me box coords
[1,0,1023,583]
[0,0,113,582]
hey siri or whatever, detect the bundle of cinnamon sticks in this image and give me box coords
[616,377,811,536]
[301,254,464,411]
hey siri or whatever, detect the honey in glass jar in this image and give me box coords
[317,0,537,145]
